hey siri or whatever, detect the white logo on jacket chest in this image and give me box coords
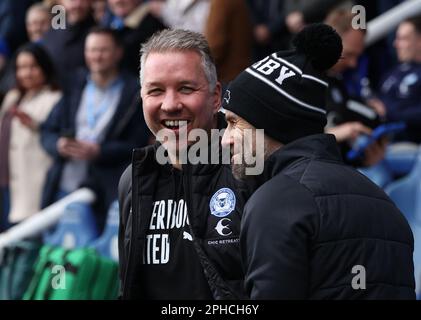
[215,218,232,236]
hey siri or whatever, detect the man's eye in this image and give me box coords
[180,86,194,93]
[148,88,163,95]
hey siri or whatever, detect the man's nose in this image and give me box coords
[221,128,233,149]
[161,92,183,113]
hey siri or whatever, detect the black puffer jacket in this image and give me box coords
[241,133,415,299]
[118,143,251,299]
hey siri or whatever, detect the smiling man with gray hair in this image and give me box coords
[118,29,249,300]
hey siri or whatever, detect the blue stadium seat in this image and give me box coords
[384,143,419,176]
[90,201,119,261]
[43,202,99,249]
[385,149,421,298]
[358,161,393,188]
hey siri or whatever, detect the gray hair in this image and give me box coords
[140,29,217,91]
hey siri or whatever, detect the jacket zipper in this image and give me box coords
[122,165,138,299]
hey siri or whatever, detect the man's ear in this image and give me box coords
[212,81,222,114]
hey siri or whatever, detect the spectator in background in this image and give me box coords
[92,0,108,24]
[324,9,386,171]
[42,0,96,87]
[149,0,211,34]
[370,16,421,144]
[104,0,165,74]
[284,0,351,34]
[205,0,252,84]
[40,27,149,230]
[246,0,289,60]
[0,43,61,231]
[0,0,37,54]
[26,3,52,43]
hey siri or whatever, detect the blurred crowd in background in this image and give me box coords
[0,0,420,235]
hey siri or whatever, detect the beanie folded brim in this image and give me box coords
[222,71,326,144]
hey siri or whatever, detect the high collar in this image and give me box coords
[251,133,343,187]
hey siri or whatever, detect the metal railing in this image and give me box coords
[366,0,421,46]
[0,188,96,251]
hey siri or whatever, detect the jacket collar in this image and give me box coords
[253,133,343,186]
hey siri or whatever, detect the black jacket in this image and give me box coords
[241,133,415,299]
[102,9,165,75]
[118,141,251,299]
[40,70,149,228]
[41,16,96,87]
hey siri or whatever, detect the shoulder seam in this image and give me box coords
[272,169,322,240]
[284,159,323,241]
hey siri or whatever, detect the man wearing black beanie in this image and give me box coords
[221,24,415,299]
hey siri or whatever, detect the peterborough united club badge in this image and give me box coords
[210,188,236,218]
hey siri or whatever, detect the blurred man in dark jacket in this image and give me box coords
[42,0,96,87]
[103,0,165,74]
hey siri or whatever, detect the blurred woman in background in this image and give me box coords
[0,43,61,231]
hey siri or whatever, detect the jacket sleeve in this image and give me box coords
[383,100,421,127]
[241,175,319,299]
[94,101,150,166]
[117,164,132,299]
[40,96,66,158]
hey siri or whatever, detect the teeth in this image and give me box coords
[164,120,188,127]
